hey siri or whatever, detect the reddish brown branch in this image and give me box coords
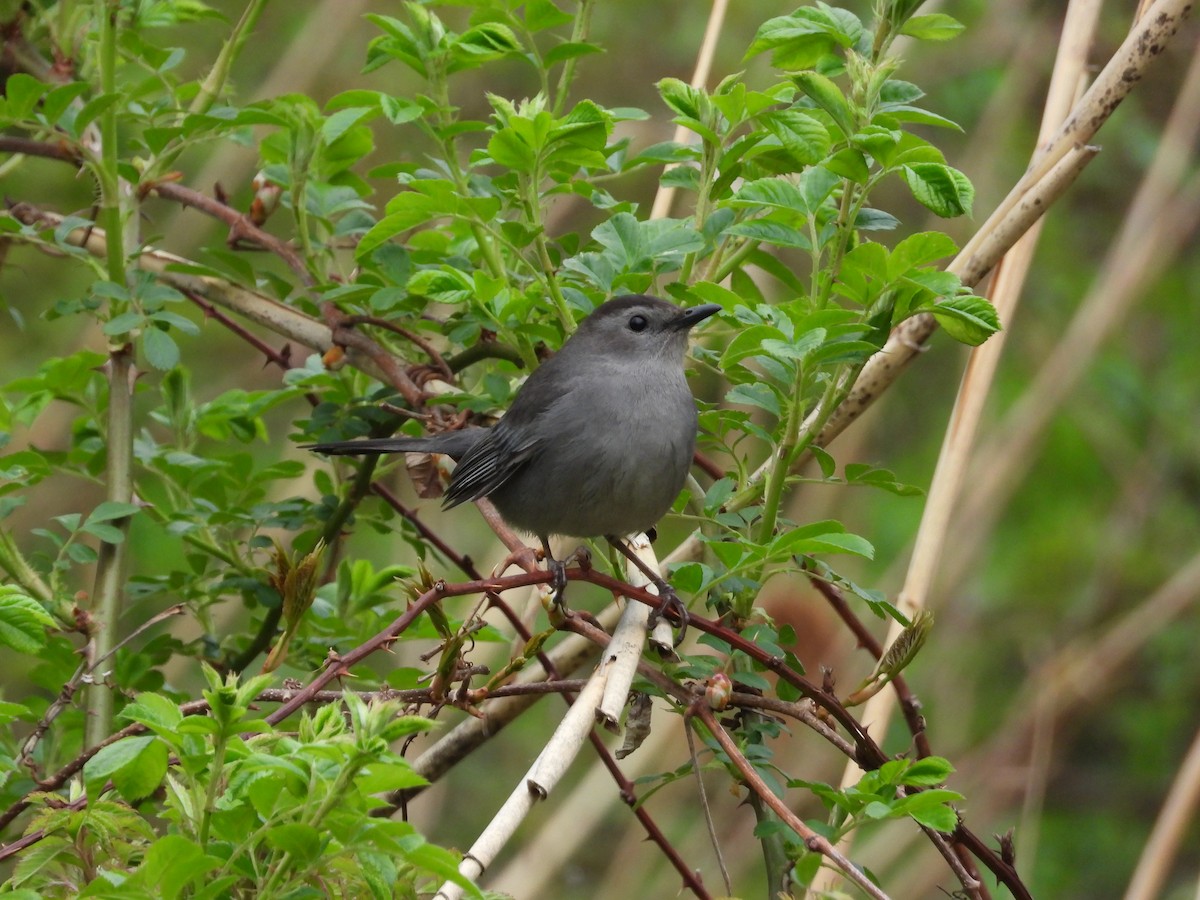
[146,179,314,287]
[807,574,933,759]
[339,314,455,381]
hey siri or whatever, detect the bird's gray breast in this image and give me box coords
[490,359,697,538]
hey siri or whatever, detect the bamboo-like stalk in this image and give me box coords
[943,38,1200,589]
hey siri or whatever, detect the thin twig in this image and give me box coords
[691,703,893,900]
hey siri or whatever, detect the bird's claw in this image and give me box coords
[647,584,688,645]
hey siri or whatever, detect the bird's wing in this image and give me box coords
[442,422,541,508]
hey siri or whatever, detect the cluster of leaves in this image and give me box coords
[6,669,472,898]
[0,0,1000,895]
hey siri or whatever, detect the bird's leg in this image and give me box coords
[605,536,688,641]
[539,537,569,609]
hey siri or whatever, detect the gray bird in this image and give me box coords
[306,295,719,600]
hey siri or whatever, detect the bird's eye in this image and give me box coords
[628,314,648,332]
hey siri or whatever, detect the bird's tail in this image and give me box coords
[303,427,484,461]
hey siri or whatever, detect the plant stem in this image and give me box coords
[197,729,230,846]
[0,529,53,605]
[189,0,270,116]
[86,0,136,747]
[523,172,574,331]
[551,0,595,115]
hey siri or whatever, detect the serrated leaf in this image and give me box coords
[901,163,974,217]
[902,756,955,786]
[526,0,573,31]
[771,521,874,559]
[121,692,184,734]
[926,293,1001,345]
[4,74,46,120]
[889,231,958,277]
[726,382,781,417]
[137,834,222,898]
[657,77,709,121]
[0,588,55,654]
[322,106,373,145]
[380,94,423,124]
[760,109,831,165]
[794,72,856,138]
[900,13,966,41]
[84,735,167,801]
[112,738,168,801]
[267,822,323,857]
[544,41,603,66]
[723,220,811,250]
[720,323,789,368]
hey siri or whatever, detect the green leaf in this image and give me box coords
[826,147,870,183]
[526,0,573,31]
[909,802,959,832]
[544,41,603,66]
[380,94,424,124]
[889,231,958,277]
[901,756,954,786]
[86,501,141,523]
[0,587,55,654]
[657,77,710,122]
[726,382,781,417]
[143,327,181,370]
[112,738,169,801]
[719,323,789,368]
[794,72,856,138]
[925,293,1000,345]
[322,106,374,145]
[771,521,875,560]
[723,220,811,250]
[84,735,168,801]
[267,822,323,857]
[900,14,966,42]
[3,74,46,120]
[136,835,222,899]
[703,477,736,515]
[73,92,123,135]
[729,177,807,211]
[900,163,974,217]
[760,109,831,165]
[451,23,522,72]
[40,82,91,128]
[746,8,861,70]
[121,692,184,734]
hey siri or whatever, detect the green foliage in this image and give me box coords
[0,0,1010,897]
[13,677,464,898]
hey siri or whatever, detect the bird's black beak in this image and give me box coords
[669,303,722,331]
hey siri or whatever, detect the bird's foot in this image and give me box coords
[605,535,688,645]
[647,582,689,646]
[540,544,592,612]
[491,545,542,579]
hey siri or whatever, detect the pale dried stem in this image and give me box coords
[808,0,1105,892]
[489,716,677,898]
[1112,655,1200,900]
[943,37,1200,589]
[649,0,730,220]
[598,534,658,726]
[434,672,611,900]
[817,0,1193,445]
[839,0,1102,766]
